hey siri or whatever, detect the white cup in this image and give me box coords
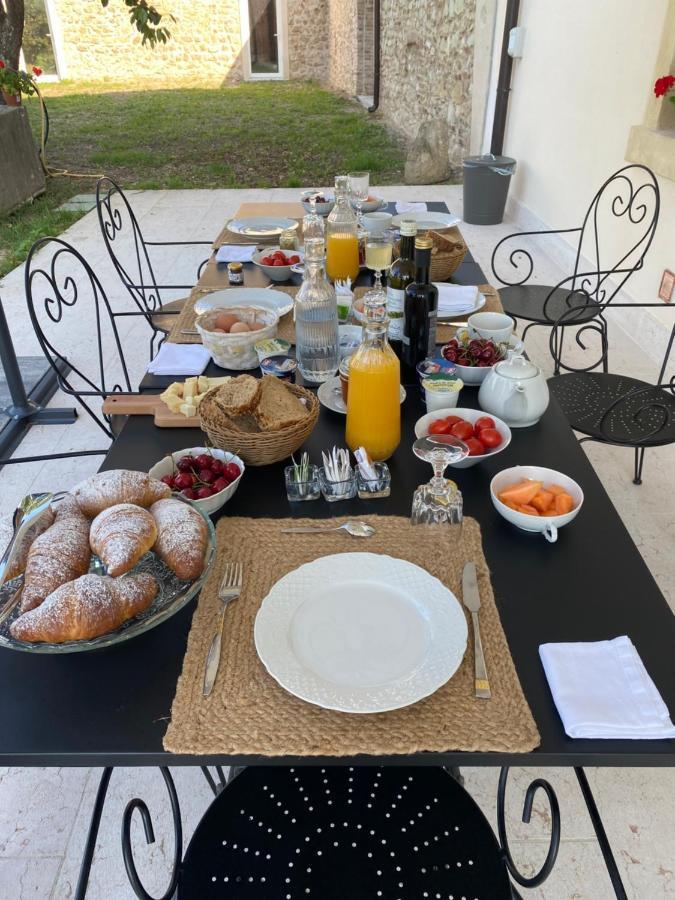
[467,311,514,343]
[362,211,393,234]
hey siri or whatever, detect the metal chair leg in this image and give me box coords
[633,446,645,485]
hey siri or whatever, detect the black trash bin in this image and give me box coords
[462,154,516,225]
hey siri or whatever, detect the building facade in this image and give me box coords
[29,0,482,172]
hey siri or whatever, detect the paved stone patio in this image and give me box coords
[0,186,672,898]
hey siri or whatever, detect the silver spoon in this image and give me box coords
[280,520,375,538]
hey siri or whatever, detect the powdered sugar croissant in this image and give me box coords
[71,470,170,518]
[20,496,91,613]
[90,503,157,576]
[150,498,208,581]
[10,572,158,643]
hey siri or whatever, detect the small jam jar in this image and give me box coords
[227,261,244,285]
[260,356,298,383]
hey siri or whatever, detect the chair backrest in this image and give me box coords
[25,237,133,437]
[96,176,163,317]
[572,164,660,305]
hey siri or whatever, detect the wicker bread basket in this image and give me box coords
[199,382,320,466]
[396,227,467,282]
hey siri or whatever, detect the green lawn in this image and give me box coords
[0,80,405,278]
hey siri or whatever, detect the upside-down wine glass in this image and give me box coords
[411,435,468,527]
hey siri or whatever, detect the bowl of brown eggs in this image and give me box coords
[195,306,279,370]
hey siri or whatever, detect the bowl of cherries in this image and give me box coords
[149,447,245,516]
[440,334,509,386]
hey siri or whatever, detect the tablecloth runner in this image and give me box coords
[163,515,540,756]
[166,285,504,347]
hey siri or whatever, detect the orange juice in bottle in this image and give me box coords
[346,296,401,461]
[325,175,360,283]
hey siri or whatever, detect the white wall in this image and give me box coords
[498,0,674,335]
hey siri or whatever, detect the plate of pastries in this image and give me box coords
[0,469,215,653]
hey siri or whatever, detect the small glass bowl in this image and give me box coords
[318,466,357,502]
[357,462,391,499]
[284,465,320,502]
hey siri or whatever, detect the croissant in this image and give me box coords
[10,572,158,643]
[150,498,208,581]
[89,503,157,577]
[71,470,171,518]
[21,496,91,613]
[0,507,55,582]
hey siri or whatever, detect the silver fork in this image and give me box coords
[202,562,243,698]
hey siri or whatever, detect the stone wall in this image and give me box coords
[327,0,359,95]
[287,0,329,82]
[52,0,245,83]
[376,0,477,174]
[357,0,374,96]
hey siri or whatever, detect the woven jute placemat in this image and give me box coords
[163,515,539,756]
[167,285,503,347]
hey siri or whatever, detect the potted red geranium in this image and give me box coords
[0,60,42,107]
[654,74,675,104]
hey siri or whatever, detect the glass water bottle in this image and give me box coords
[295,237,339,384]
[325,175,360,283]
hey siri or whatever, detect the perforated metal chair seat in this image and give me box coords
[150,297,186,334]
[549,372,675,447]
[499,284,600,325]
[178,767,512,899]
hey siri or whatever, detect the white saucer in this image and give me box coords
[317,377,406,414]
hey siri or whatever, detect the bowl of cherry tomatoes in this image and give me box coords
[253,246,304,282]
[149,447,245,516]
[414,408,511,468]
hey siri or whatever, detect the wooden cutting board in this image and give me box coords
[102,394,201,428]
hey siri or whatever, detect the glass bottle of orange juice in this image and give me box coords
[345,298,401,461]
[326,176,360,283]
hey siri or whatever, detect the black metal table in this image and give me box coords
[0,202,672,899]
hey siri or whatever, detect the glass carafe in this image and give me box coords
[326,175,360,283]
[345,299,401,461]
[295,237,339,383]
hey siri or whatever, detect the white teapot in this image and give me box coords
[478,354,549,427]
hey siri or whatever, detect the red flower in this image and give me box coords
[32,66,42,77]
[0,61,5,69]
[654,74,675,98]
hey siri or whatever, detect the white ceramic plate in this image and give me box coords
[254,552,467,713]
[194,287,294,318]
[317,377,406,414]
[350,196,387,213]
[392,211,461,230]
[227,216,299,237]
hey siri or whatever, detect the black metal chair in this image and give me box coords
[548,301,675,484]
[115,766,558,900]
[0,237,146,469]
[491,165,660,375]
[95,176,213,355]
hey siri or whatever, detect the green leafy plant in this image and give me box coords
[101,0,174,47]
[0,59,40,97]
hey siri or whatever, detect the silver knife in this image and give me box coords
[462,561,491,699]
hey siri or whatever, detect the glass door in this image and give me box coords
[240,0,287,80]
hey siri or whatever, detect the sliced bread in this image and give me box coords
[211,374,261,417]
[254,376,308,431]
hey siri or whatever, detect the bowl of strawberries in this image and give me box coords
[414,408,511,468]
[253,246,304,282]
[149,447,245,516]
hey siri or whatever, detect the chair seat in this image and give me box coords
[150,297,187,334]
[549,372,675,447]
[178,767,512,899]
[500,284,600,325]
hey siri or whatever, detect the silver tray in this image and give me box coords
[0,499,216,654]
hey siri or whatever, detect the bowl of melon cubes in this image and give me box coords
[490,465,583,543]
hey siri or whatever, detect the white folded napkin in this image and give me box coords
[434,283,481,316]
[215,245,256,264]
[540,636,675,740]
[147,343,211,376]
[395,201,428,214]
